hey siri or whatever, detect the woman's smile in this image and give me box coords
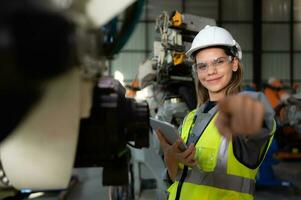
[206,76,223,83]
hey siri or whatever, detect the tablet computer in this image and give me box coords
[150,117,187,151]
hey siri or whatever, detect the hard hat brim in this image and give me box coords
[186,43,242,60]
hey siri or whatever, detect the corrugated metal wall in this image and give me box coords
[110,0,301,93]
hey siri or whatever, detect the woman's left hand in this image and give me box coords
[215,95,265,138]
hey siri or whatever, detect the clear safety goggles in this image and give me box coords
[193,56,233,73]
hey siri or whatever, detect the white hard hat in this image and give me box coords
[186,25,242,60]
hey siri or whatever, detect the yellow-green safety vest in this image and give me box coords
[168,109,276,200]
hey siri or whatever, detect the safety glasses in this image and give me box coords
[193,56,233,73]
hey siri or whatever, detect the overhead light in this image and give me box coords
[114,70,125,86]
[86,0,136,26]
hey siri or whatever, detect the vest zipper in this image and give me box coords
[174,115,196,200]
[174,165,188,200]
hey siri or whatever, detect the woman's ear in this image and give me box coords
[232,57,239,72]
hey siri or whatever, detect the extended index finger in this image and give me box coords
[218,95,242,114]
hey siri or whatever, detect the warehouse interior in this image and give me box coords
[113,0,301,88]
[1,0,301,200]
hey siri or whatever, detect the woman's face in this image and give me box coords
[195,47,238,101]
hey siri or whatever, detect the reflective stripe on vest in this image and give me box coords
[175,168,255,195]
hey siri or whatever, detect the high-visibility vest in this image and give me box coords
[168,109,276,200]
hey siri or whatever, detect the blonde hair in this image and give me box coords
[194,55,243,106]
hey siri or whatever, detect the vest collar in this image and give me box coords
[186,103,218,145]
